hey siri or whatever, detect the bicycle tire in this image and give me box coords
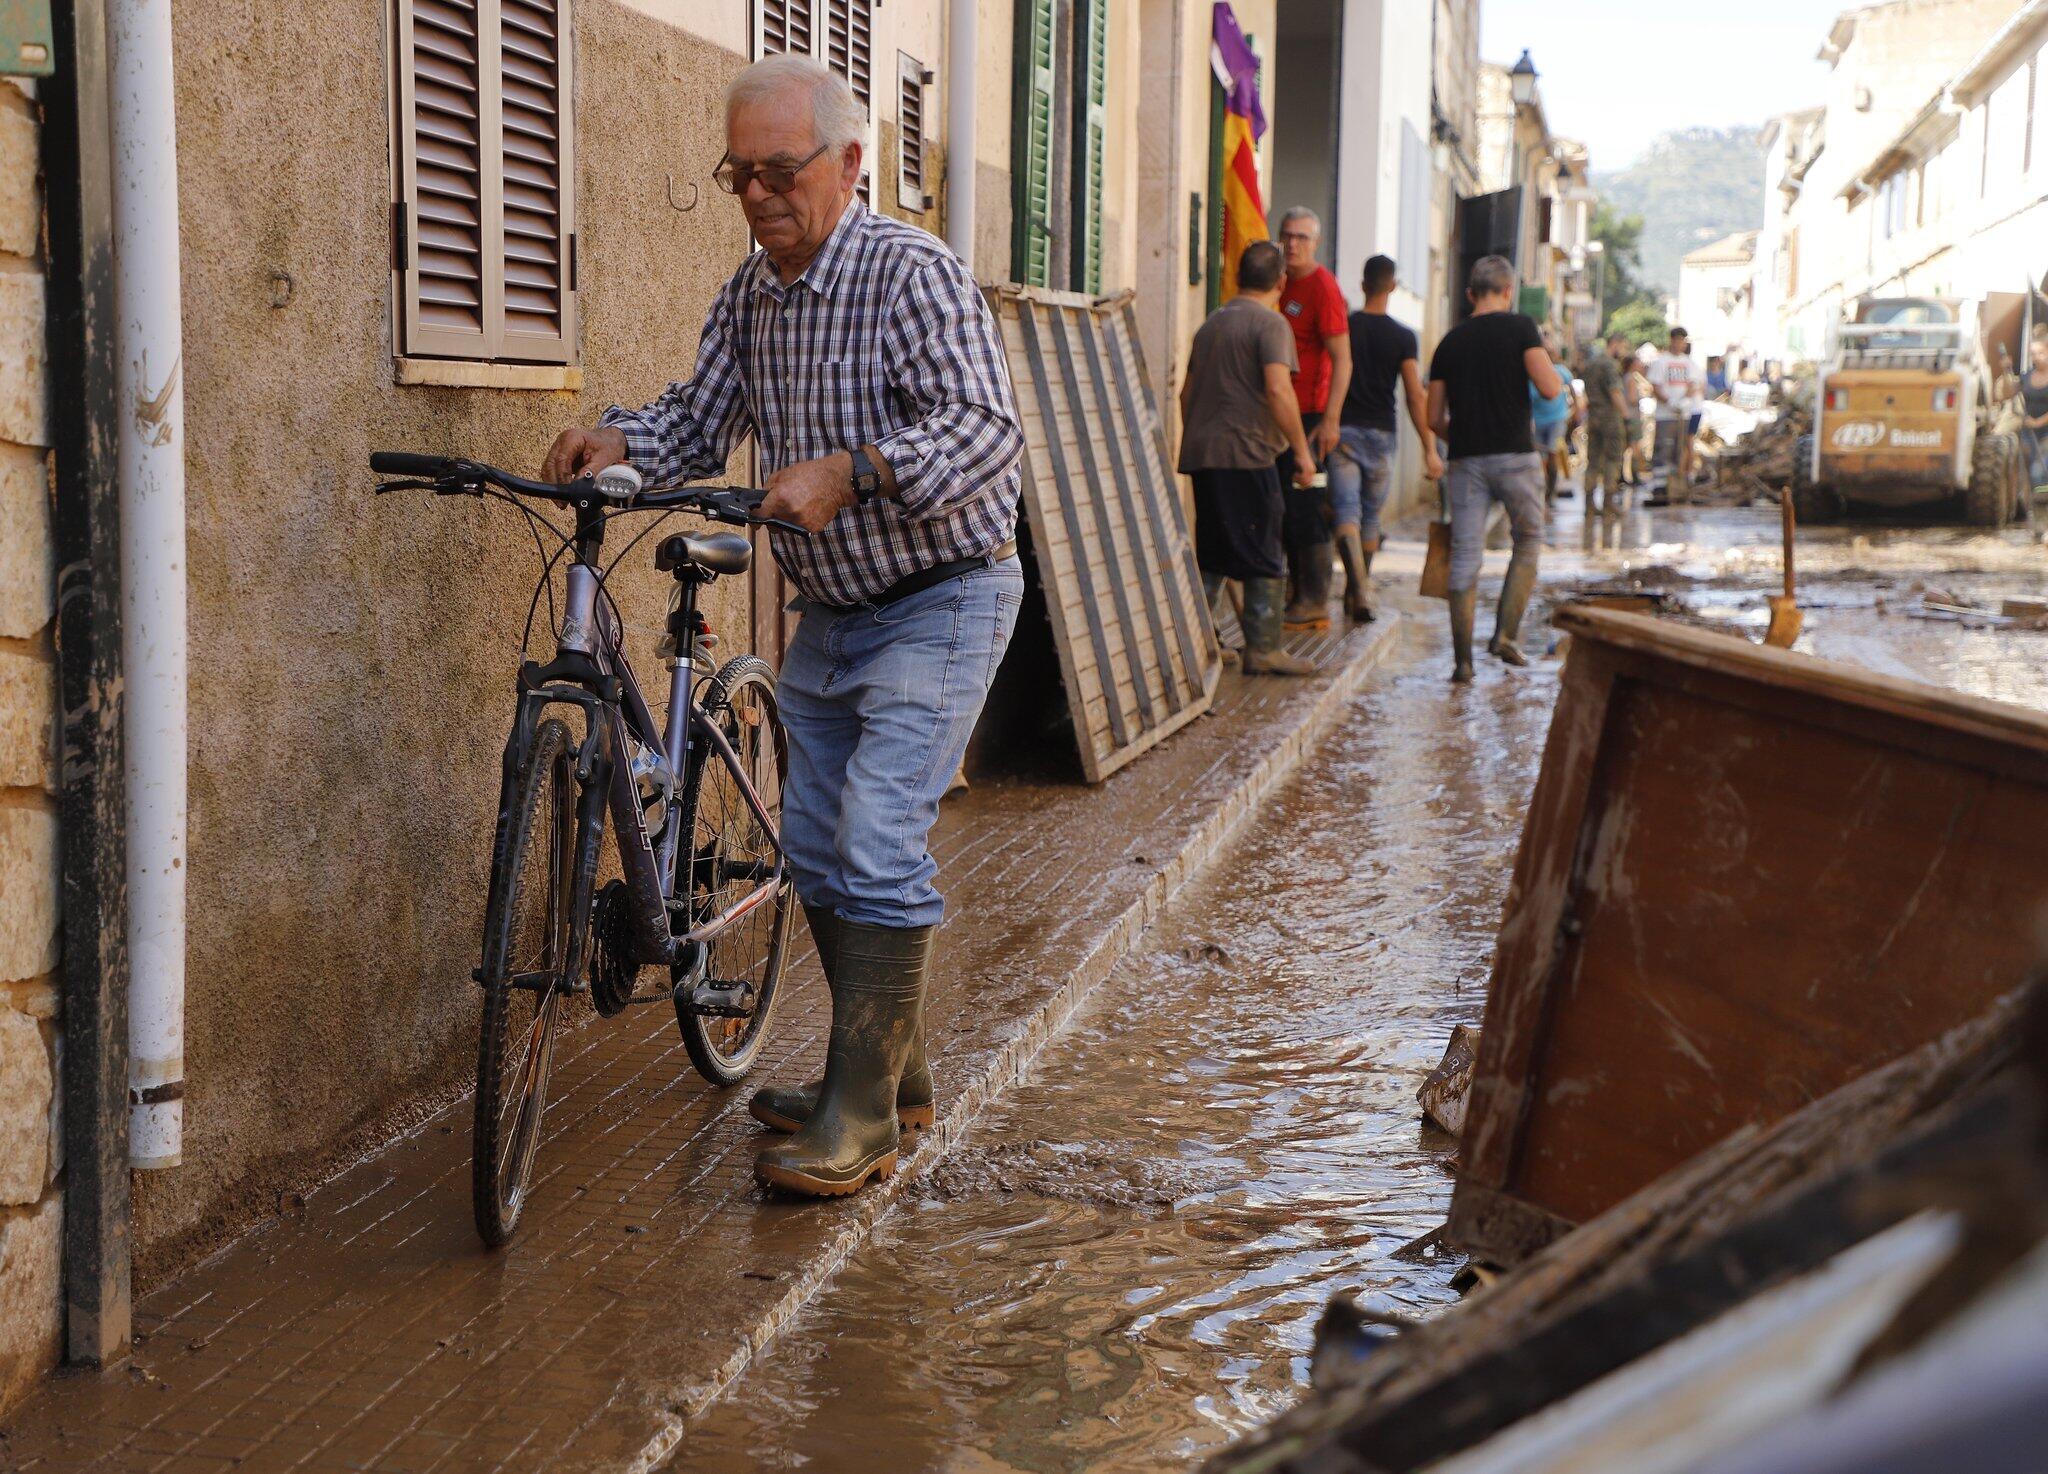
[674,655,794,1086]
[474,716,576,1247]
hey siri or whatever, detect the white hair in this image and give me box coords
[725,54,866,152]
[1280,206,1322,235]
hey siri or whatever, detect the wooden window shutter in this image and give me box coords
[393,0,575,364]
[755,0,812,59]
[898,53,930,212]
[1072,0,1107,293]
[1012,0,1054,286]
[824,0,874,205]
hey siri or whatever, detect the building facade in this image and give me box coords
[1678,230,1761,365]
[1473,56,1596,348]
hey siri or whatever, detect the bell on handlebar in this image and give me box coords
[594,464,643,502]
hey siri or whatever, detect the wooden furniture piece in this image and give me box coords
[989,285,1222,783]
[1449,605,2048,1265]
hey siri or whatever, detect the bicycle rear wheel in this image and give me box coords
[675,656,794,1085]
[474,716,576,1246]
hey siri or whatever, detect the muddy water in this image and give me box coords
[684,647,1557,1472]
[686,502,2048,1472]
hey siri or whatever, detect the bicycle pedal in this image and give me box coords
[677,978,756,1020]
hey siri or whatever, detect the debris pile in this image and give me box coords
[1214,607,2048,1474]
[1701,380,1814,499]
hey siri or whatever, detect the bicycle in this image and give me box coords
[370,451,807,1246]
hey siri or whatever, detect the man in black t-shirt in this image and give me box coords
[1329,254,1443,621]
[1426,255,1564,682]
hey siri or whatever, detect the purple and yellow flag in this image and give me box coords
[1211,3,1267,300]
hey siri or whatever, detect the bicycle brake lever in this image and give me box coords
[373,479,437,495]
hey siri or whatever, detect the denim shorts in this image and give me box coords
[1533,419,1567,453]
[1326,425,1395,540]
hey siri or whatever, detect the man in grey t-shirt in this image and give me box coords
[1178,241,1317,675]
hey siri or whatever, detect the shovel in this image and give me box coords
[1765,488,1802,649]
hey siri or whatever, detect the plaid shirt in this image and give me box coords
[599,201,1022,606]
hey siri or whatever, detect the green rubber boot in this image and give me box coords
[750,906,935,1135]
[1488,551,1539,668]
[1242,577,1317,676]
[1449,589,1477,683]
[755,921,934,1197]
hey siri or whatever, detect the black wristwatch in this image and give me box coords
[850,447,886,505]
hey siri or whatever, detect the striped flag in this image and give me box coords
[1211,3,1267,300]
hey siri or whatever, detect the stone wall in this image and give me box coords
[0,75,63,1412]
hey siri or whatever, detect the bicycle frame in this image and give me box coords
[497,501,784,986]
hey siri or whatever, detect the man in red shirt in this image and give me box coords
[1274,207,1351,630]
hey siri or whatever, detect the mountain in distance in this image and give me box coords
[1592,126,1765,296]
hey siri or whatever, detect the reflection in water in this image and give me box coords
[686,655,1557,1473]
[690,500,2046,1472]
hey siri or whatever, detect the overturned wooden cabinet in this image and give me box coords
[1450,606,2048,1265]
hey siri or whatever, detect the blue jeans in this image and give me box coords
[1445,452,1545,592]
[776,558,1024,929]
[2025,427,2048,489]
[1326,425,1395,540]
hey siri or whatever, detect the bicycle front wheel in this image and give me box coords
[474,716,576,1247]
[675,656,794,1085]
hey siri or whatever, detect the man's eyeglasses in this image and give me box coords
[712,142,831,197]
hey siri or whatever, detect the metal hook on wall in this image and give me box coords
[667,174,699,213]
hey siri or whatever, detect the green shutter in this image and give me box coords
[1072,0,1107,293]
[1012,0,1054,287]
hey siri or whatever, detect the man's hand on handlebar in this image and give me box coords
[540,425,628,483]
[760,451,857,535]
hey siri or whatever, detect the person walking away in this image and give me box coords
[1623,354,1654,487]
[2022,324,2048,498]
[1580,331,1631,517]
[1180,240,1319,676]
[1649,326,1705,495]
[1329,253,1443,621]
[1530,334,1572,504]
[1426,255,1563,682]
[1273,207,1352,632]
[541,56,1025,1198]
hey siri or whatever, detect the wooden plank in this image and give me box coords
[1016,301,1132,763]
[1076,308,1186,713]
[1449,612,2048,1265]
[1117,298,1216,694]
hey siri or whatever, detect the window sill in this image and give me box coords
[395,359,583,391]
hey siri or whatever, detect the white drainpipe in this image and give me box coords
[109,0,188,1169]
[946,0,977,266]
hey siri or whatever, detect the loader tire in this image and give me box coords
[1966,433,2020,529]
[1789,436,1841,524]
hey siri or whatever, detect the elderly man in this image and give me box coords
[541,56,1024,1198]
[1426,255,1563,682]
[1273,207,1351,631]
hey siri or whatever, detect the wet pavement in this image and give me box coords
[683,492,2047,1473]
[3,487,2040,1474]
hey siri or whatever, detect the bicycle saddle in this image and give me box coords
[655,531,752,576]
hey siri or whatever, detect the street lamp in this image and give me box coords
[1510,50,1539,108]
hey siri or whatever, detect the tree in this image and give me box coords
[1589,206,1649,327]
[1605,298,1670,353]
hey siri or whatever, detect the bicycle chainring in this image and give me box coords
[588,879,640,1018]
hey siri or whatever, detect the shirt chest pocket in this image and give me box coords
[797,358,893,449]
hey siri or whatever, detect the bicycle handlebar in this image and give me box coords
[367,451,808,534]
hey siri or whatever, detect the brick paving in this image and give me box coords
[0,614,1399,1474]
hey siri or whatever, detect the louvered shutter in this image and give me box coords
[824,0,874,204]
[395,0,575,364]
[1012,0,1054,287]
[499,0,574,361]
[898,53,929,212]
[755,0,813,59]
[398,0,490,356]
[1072,0,1107,293]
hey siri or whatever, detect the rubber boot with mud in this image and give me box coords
[749,905,936,1136]
[1335,529,1373,622]
[1283,541,1335,631]
[756,921,934,1197]
[1487,553,1538,668]
[1241,577,1317,676]
[1448,588,1477,684]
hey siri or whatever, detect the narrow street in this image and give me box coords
[683,496,2048,1472]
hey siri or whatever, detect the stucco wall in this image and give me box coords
[0,76,63,1410]
[134,0,762,1279]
